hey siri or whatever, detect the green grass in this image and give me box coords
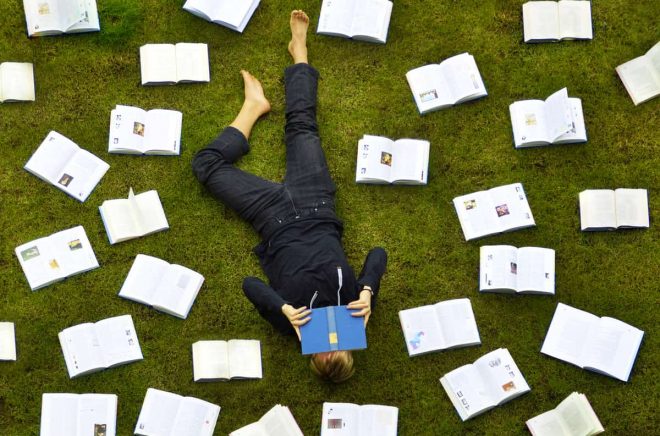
[0,0,658,434]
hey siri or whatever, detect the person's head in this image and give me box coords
[310,351,355,383]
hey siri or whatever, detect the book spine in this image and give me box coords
[326,306,339,351]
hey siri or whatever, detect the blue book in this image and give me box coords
[300,306,367,355]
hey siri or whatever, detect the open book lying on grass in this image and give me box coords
[616,42,660,106]
[0,322,16,361]
[230,405,303,436]
[109,105,182,155]
[40,393,117,436]
[23,0,100,37]
[193,339,262,381]
[320,402,398,436]
[479,245,555,295]
[355,135,429,185]
[183,0,260,33]
[99,189,169,244]
[140,43,210,85]
[579,189,649,231]
[0,62,34,102]
[522,0,592,43]
[526,392,604,436]
[317,0,393,44]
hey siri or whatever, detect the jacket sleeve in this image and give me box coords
[242,276,294,335]
[357,247,388,300]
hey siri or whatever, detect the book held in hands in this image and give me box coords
[109,105,182,155]
[193,339,262,381]
[522,1,592,43]
[0,322,16,361]
[40,393,117,436]
[183,0,260,33]
[526,392,604,436]
[99,188,169,244]
[509,88,586,148]
[480,245,555,295]
[0,62,35,102]
[321,402,398,436]
[399,298,480,357]
[616,42,660,106]
[317,0,393,44]
[355,135,429,185]
[134,388,220,436]
[540,303,644,382]
[15,225,99,291]
[440,348,531,421]
[23,0,100,37]
[140,43,210,86]
[579,189,649,231]
[229,404,303,436]
[59,314,143,378]
[406,53,487,114]
[453,183,535,241]
[24,131,110,202]
[300,306,367,355]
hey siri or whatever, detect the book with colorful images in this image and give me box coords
[479,245,555,295]
[616,41,660,106]
[522,0,592,43]
[24,131,109,202]
[317,0,393,44]
[229,404,303,436]
[40,393,117,436]
[183,0,261,33]
[526,392,604,436]
[15,226,99,291]
[453,183,535,241]
[140,43,210,86]
[0,62,35,102]
[108,105,182,155]
[300,306,367,355]
[99,188,169,245]
[398,298,480,357]
[0,322,16,361]
[320,402,398,436]
[355,135,429,185]
[579,189,649,231]
[23,0,100,37]
[440,348,531,421]
[406,52,487,114]
[193,339,262,381]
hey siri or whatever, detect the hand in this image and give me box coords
[281,304,311,341]
[347,289,372,327]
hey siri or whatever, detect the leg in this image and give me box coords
[230,70,270,140]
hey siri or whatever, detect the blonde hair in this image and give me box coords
[310,351,355,383]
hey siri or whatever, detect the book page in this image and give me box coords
[49,226,98,279]
[229,422,264,436]
[56,148,109,201]
[259,405,303,436]
[616,54,660,105]
[182,0,213,21]
[509,100,551,146]
[175,43,210,83]
[435,299,480,348]
[171,397,220,436]
[452,190,497,240]
[579,190,617,230]
[133,190,169,235]
[108,105,147,153]
[0,62,35,102]
[66,0,101,33]
[583,317,644,381]
[540,303,599,368]
[558,0,593,39]
[24,0,67,34]
[140,44,177,85]
[351,0,392,42]
[487,183,535,232]
[398,305,446,355]
[440,53,487,103]
[523,1,560,42]
[355,136,394,183]
[100,199,140,242]
[543,88,574,142]
[144,109,182,154]
[479,245,518,291]
[441,364,492,419]
[357,405,398,436]
[517,247,555,294]
[405,64,454,112]
[554,98,587,144]
[118,254,170,305]
[614,188,649,228]
[317,0,355,37]
[59,0,87,29]
[153,264,203,318]
[40,394,80,436]
[76,394,118,436]
[320,402,359,436]
[0,322,16,360]
[94,315,143,368]
[59,323,106,377]
[135,389,181,436]
[24,131,80,184]
[207,0,252,28]
[15,236,62,290]
[474,348,530,404]
[391,139,429,184]
[228,339,262,379]
[526,410,569,436]
[555,393,602,435]
[193,341,229,381]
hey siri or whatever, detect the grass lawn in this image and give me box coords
[0,0,658,434]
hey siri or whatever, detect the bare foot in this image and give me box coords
[288,10,309,64]
[240,70,270,116]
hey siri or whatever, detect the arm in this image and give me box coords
[349,247,388,326]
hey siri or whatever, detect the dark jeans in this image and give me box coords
[192,64,337,240]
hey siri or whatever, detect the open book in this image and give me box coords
[317,0,393,44]
[140,43,210,86]
[355,135,429,185]
[109,105,182,155]
[300,306,367,355]
[321,402,398,436]
[134,388,220,436]
[0,322,16,361]
[453,183,535,241]
[24,131,109,202]
[40,393,117,436]
[440,348,531,421]
[523,1,592,43]
[15,225,99,291]
[119,254,204,319]
[509,88,586,148]
[192,339,262,381]
[23,0,100,37]
[0,62,35,102]
[59,314,143,378]
[406,53,487,114]
[230,405,303,436]
[479,245,555,295]
[616,42,660,105]
[526,392,604,436]
[579,189,649,231]
[399,298,480,357]
[541,303,644,382]
[99,188,169,244]
[183,0,260,33]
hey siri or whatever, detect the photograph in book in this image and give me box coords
[58,314,143,378]
[14,226,99,291]
[24,131,110,202]
[616,42,660,105]
[134,388,220,436]
[522,0,592,43]
[40,393,117,436]
[99,188,169,245]
[108,105,182,155]
[440,348,531,421]
[23,0,100,37]
[355,135,429,185]
[140,43,210,85]
[540,303,644,382]
[526,392,604,436]
[399,298,480,356]
[0,62,35,102]
[579,188,649,231]
[320,402,398,436]
[0,322,17,361]
[405,52,487,114]
[183,0,261,33]
[317,0,393,44]
[479,246,555,295]
[193,339,262,381]
[229,404,304,436]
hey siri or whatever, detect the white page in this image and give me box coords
[66,0,101,33]
[182,0,213,21]
[523,1,560,42]
[59,323,106,377]
[59,0,87,29]
[108,105,147,153]
[647,42,660,72]
[579,190,617,230]
[171,397,220,436]
[118,254,170,305]
[351,0,392,42]
[517,247,555,294]
[453,190,497,240]
[140,44,177,85]
[24,0,67,34]
[193,341,229,381]
[616,55,660,105]
[355,136,393,183]
[320,402,359,436]
[544,88,574,142]
[76,394,118,436]
[442,364,492,419]
[614,188,649,228]
[554,393,600,436]
[440,53,486,103]
[175,43,210,83]
[152,264,203,318]
[229,339,262,379]
[398,305,446,355]
[317,0,355,37]
[15,237,62,290]
[526,410,568,436]
[25,131,80,184]
[55,148,109,201]
[435,299,480,348]
[405,64,454,112]
[48,226,98,279]
[259,405,303,436]
[133,190,169,235]
[541,303,599,367]
[135,389,182,436]
[0,62,35,102]
[207,0,252,28]
[583,317,643,381]
[0,322,16,360]
[479,245,518,291]
[100,199,140,243]
[391,139,429,184]
[40,394,80,436]
[357,405,398,436]
[510,100,551,146]
[554,98,587,144]
[229,422,264,436]
[94,315,142,368]
[558,0,592,40]
[474,348,530,404]
[144,109,182,154]
[487,183,535,232]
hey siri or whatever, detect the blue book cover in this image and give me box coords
[300,306,367,355]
